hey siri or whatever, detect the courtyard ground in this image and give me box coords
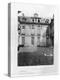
[18,46,54,66]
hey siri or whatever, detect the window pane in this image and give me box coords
[22,37,25,45]
[22,26,25,29]
[32,25,34,29]
[31,37,34,45]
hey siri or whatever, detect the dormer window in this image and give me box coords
[32,18,34,22]
[34,13,38,17]
[38,19,40,23]
[34,18,38,23]
[45,19,49,23]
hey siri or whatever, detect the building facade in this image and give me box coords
[18,13,52,47]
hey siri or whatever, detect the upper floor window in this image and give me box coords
[37,34,40,36]
[18,22,21,30]
[32,25,34,29]
[22,26,25,29]
[38,25,40,27]
[21,33,25,35]
[18,30,21,35]
[22,17,26,22]
[31,34,35,36]
[31,36,34,45]
[22,36,25,45]
[37,36,40,40]
[18,23,21,35]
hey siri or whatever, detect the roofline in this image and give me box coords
[18,16,52,20]
[19,21,50,25]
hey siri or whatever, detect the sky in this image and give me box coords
[17,3,56,18]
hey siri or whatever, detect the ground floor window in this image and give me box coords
[31,36,34,45]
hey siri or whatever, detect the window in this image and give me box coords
[31,36,34,45]
[22,36,25,45]
[34,18,37,23]
[31,34,35,36]
[32,19,34,22]
[38,36,40,40]
[18,26,21,35]
[45,19,49,23]
[22,26,25,29]
[37,34,40,36]
[32,25,34,29]
[18,22,21,30]
[18,30,21,35]
[38,19,40,23]
[38,25,40,27]
[37,36,40,46]
[22,17,26,22]
[21,33,25,35]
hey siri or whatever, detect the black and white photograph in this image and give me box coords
[17,5,54,66]
[8,3,58,77]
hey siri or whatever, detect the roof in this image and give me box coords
[18,16,51,25]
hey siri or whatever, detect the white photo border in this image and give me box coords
[10,3,59,77]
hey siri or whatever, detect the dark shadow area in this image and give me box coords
[18,47,53,66]
[4,74,11,77]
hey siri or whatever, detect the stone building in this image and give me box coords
[18,13,52,48]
